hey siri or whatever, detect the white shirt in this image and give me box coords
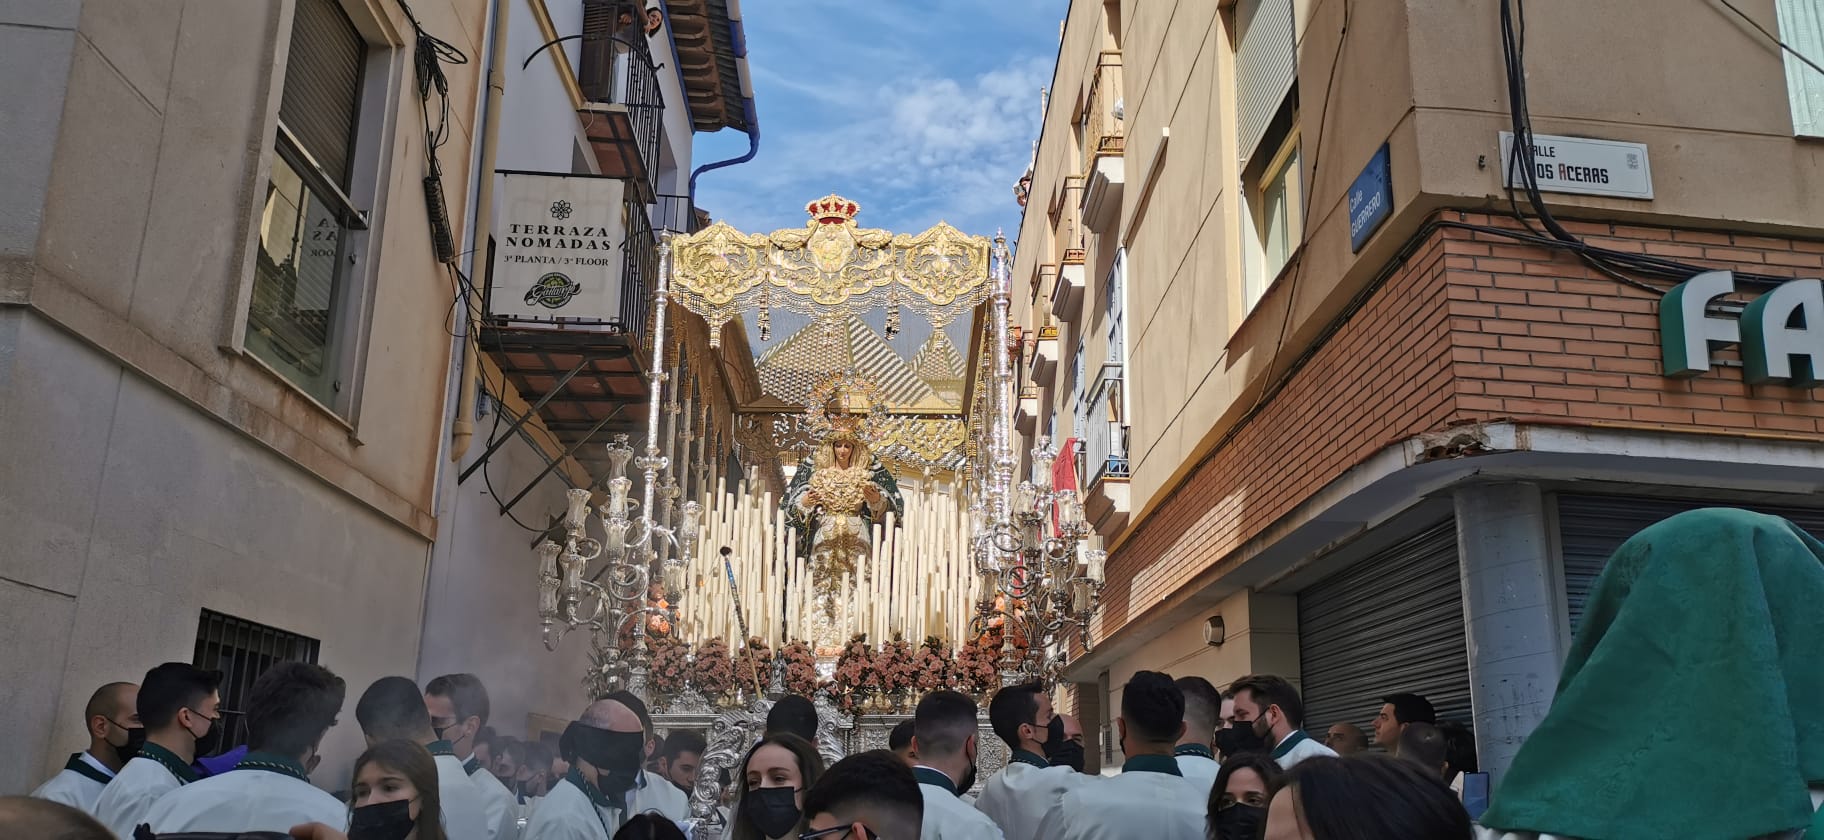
[974,753,1090,840]
[465,756,521,840]
[435,752,496,840]
[1031,759,1206,840]
[522,776,621,840]
[1270,730,1337,770]
[30,752,116,812]
[94,752,192,837]
[915,768,1005,840]
[1174,750,1220,795]
[144,760,347,834]
[626,770,690,821]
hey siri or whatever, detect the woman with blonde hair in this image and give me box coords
[347,739,446,840]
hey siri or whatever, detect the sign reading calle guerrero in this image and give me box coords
[1661,270,1824,386]
[491,171,627,324]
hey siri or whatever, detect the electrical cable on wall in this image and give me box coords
[399,0,467,264]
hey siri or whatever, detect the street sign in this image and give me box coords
[1348,143,1393,253]
[1499,131,1653,200]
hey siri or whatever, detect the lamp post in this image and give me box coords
[536,236,702,702]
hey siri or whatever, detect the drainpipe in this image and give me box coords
[687,0,760,199]
[452,0,512,461]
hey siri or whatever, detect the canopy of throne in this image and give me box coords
[661,196,992,663]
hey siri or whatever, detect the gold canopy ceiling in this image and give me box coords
[669,195,991,476]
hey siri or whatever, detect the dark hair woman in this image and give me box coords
[730,733,825,840]
[1207,752,1284,840]
[613,813,687,840]
[349,739,447,840]
[1264,755,1469,840]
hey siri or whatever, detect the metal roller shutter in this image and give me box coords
[1298,521,1472,738]
[280,0,365,187]
[1235,0,1298,161]
[1556,494,1824,634]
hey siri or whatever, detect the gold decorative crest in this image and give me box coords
[668,195,992,347]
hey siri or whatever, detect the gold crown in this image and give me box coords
[805,194,861,225]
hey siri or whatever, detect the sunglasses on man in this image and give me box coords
[799,824,881,839]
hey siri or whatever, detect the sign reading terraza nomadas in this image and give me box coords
[491,171,628,324]
[1661,270,1824,386]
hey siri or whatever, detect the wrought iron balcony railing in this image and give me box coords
[1082,51,1125,176]
[578,0,664,202]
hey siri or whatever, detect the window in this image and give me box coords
[193,610,321,753]
[1778,0,1824,137]
[248,0,371,411]
[1242,103,1302,312]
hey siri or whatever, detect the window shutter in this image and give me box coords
[1235,0,1298,161]
[1778,0,1824,138]
[280,0,366,186]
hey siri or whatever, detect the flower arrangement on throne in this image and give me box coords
[782,376,905,620]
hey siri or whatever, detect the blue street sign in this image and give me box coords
[1348,143,1393,253]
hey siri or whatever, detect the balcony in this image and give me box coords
[578,0,664,203]
[1016,386,1041,436]
[1081,52,1125,234]
[1082,366,1130,537]
[1029,328,1059,386]
[653,193,709,235]
[1052,253,1086,323]
[1033,264,1057,308]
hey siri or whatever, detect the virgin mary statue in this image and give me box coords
[782,423,904,620]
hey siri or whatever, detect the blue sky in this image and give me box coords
[690,0,1068,242]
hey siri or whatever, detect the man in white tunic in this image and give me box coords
[1227,674,1337,770]
[94,663,222,837]
[356,676,492,840]
[30,681,139,812]
[1171,677,1222,794]
[909,690,1003,840]
[604,690,689,822]
[974,682,1087,840]
[522,698,649,840]
[1032,671,1207,840]
[143,661,348,833]
[427,673,519,840]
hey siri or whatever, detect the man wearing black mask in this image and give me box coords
[975,682,1088,840]
[1044,714,1087,773]
[1213,689,1269,762]
[908,690,1002,839]
[522,697,651,839]
[30,681,140,812]
[354,676,490,840]
[93,663,221,837]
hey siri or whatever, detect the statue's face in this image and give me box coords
[834,441,854,467]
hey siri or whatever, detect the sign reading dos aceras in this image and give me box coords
[1661,270,1824,386]
[491,171,628,324]
[1499,132,1653,200]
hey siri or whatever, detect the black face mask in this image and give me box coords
[112,723,147,765]
[1044,717,1085,772]
[1214,721,1269,758]
[566,722,644,804]
[188,710,225,758]
[956,761,978,794]
[348,798,416,840]
[743,786,802,838]
[1213,803,1267,840]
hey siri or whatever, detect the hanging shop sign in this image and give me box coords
[1661,270,1823,386]
[1499,132,1653,200]
[1348,143,1393,253]
[490,171,627,323]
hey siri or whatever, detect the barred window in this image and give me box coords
[192,610,321,753]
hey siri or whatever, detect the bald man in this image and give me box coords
[1325,722,1369,756]
[31,682,139,812]
[0,796,114,840]
[522,697,651,840]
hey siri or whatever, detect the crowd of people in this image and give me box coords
[6,507,1823,839]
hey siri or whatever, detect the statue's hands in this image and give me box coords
[803,491,821,508]
[863,485,884,506]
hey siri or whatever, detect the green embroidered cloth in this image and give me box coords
[1480,508,1824,839]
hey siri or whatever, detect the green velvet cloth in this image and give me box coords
[1480,508,1824,839]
